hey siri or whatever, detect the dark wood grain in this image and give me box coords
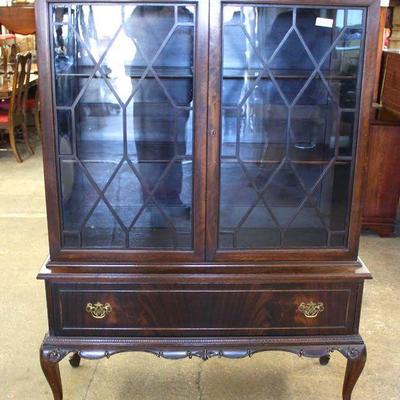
[0,6,36,35]
[373,7,387,102]
[49,280,358,337]
[35,0,63,259]
[362,120,400,236]
[380,52,400,115]
[40,346,63,400]
[191,0,209,259]
[346,0,380,258]
[205,0,222,261]
[41,257,372,277]
[342,345,367,400]
[364,51,400,236]
[39,333,367,400]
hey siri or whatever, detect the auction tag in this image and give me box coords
[381,0,389,6]
[315,17,334,28]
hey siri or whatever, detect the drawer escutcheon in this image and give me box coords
[298,301,325,318]
[86,302,112,319]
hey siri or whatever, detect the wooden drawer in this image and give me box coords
[49,282,360,337]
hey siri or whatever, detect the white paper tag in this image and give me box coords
[381,0,389,6]
[315,17,334,28]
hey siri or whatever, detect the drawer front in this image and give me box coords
[49,282,359,336]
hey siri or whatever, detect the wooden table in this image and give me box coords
[0,6,35,35]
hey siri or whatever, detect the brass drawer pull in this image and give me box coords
[86,302,112,319]
[298,301,324,318]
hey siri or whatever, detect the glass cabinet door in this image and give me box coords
[215,5,366,254]
[51,2,206,258]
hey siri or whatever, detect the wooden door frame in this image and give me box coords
[205,0,381,262]
[36,0,209,263]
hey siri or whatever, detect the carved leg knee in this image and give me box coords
[342,346,367,400]
[40,347,63,400]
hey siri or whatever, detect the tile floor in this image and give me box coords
[0,142,399,399]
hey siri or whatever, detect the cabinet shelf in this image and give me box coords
[56,64,194,79]
[57,66,356,82]
[222,68,357,80]
[222,143,351,164]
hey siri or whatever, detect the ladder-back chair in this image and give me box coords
[0,52,34,162]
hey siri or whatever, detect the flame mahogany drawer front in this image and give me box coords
[49,282,360,337]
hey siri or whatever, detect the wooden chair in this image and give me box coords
[0,34,16,75]
[0,52,34,162]
[26,80,41,138]
[1,44,10,76]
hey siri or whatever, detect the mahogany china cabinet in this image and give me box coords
[35,0,379,398]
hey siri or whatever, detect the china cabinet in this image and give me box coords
[36,0,379,399]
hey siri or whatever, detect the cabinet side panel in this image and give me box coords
[36,0,63,258]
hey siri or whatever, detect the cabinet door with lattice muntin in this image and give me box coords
[50,2,207,260]
[217,5,366,252]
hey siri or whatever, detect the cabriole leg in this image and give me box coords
[342,346,367,400]
[40,346,63,400]
[69,352,81,368]
[319,355,331,366]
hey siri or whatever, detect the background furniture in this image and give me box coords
[363,51,400,236]
[0,5,40,159]
[389,2,400,48]
[26,81,41,138]
[0,52,34,162]
[36,1,379,399]
[373,7,388,100]
[0,34,16,71]
[0,6,35,35]
[0,61,37,99]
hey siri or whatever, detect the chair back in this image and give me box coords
[1,45,11,75]
[9,52,32,118]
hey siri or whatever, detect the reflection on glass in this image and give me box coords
[219,6,364,249]
[53,4,195,249]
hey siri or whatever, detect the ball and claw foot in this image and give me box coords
[69,352,81,368]
[319,355,331,366]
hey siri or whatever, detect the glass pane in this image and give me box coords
[52,8,95,76]
[60,160,99,233]
[57,109,73,155]
[219,6,365,250]
[52,4,195,250]
[82,201,126,248]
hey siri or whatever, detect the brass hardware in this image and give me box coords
[86,302,112,319]
[298,301,324,318]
